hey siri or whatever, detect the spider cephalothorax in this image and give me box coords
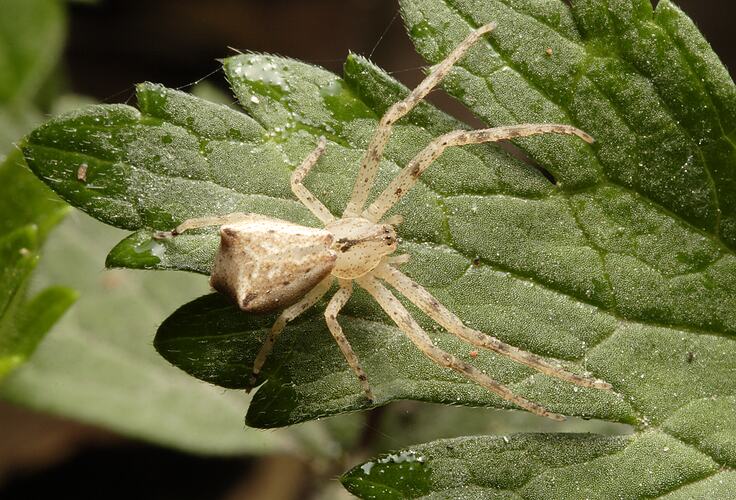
[155,23,611,420]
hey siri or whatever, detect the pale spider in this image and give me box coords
[156,23,611,420]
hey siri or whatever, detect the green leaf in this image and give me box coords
[20,3,736,493]
[342,433,728,499]
[0,151,75,380]
[0,0,74,381]
[343,0,736,497]
[0,210,353,456]
[156,287,631,429]
[0,0,64,159]
[0,0,65,104]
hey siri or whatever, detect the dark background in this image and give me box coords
[65,0,735,121]
[1,1,733,499]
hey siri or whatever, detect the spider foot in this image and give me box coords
[153,229,178,239]
[245,373,259,394]
[357,374,376,403]
[591,378,613,391]
[382,214,404,226]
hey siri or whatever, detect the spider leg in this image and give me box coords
[154,213,257,239]
[342,23,496,218]
[375,264,612,390]
[325,279,375,401]
[291,136,335,224]
[246,276,334,391]
[365,124,594,222]
[357,274,564,420]
[382,214,404,226]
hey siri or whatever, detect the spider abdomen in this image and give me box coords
[210,215,337,312]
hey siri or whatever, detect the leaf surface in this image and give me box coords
[342,433,728,499]
[343,0,736,497]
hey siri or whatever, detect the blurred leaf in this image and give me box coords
[371,401,631,454]
[0,0,64,158]
[0,0,75,382]
[0,151,74,380]
[0,106,42,158]
[50,93,98,115]
[18,7,736,496]
[191,81,239,109]
[0,0,65,104]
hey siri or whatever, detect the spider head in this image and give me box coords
[327,218,398,278]
[375,223,398,252]
[336,221,396,250]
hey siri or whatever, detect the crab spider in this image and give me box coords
[156,23,611,420]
